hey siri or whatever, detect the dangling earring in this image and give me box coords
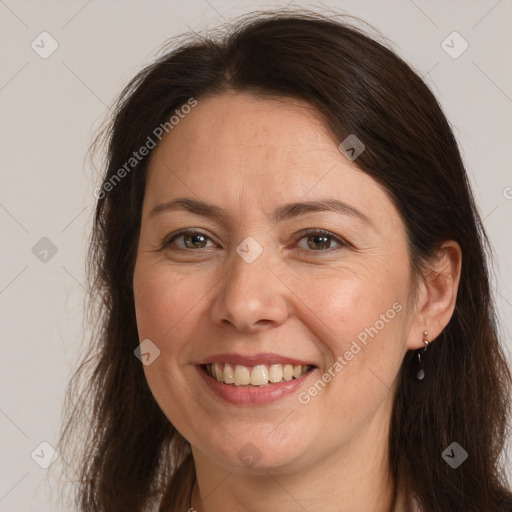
[416,331,430,380]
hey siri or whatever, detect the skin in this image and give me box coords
[132,91,462,512]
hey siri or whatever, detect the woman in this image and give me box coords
[58,8,512,512]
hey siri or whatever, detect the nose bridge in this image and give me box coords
[210,234,289,332]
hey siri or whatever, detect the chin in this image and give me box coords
[201,427,313,474]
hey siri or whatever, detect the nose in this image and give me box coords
[209,248,290,334]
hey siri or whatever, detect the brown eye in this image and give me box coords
[181,233,209,249]
[162,230,215,250]
[307,234,331,250]
[296,229,346,252]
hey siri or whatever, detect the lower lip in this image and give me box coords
[196,365,317,406]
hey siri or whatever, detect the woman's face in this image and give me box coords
[133,91,422,473]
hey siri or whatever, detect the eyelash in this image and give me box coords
[160,228,348,253]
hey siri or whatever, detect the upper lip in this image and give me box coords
[196,352,316,367]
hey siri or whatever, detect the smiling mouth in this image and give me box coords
[202,362,316,387]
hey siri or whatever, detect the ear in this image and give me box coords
[406,240,462,350]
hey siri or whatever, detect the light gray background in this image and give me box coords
[1,1,511,510]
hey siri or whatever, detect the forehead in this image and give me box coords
[143,91,400,229]
[148,92,338,178]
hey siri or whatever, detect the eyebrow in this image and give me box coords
[148,197,375,229]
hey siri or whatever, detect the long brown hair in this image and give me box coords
[58,8,512,511]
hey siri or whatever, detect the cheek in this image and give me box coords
[286,260,409,402]
[133,262,205,345]
[340,301,407,400]
[290,258,407,344]
[133,262,211,434]
[290,271,408,430]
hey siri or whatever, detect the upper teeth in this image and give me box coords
[206,362,312,386]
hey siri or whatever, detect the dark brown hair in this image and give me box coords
[58,8,512,511]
